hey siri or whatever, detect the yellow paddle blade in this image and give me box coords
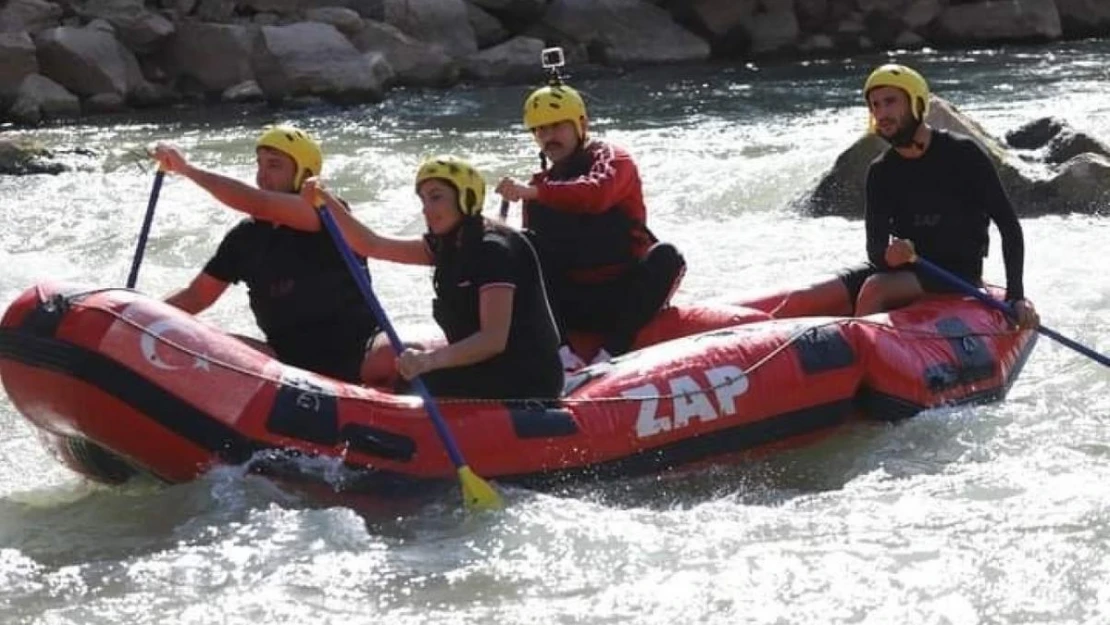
[458,465,502,511]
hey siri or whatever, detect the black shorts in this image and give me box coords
[837,259,983,304]
[271,323,379,383]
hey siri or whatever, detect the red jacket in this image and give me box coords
[524,140,653,282]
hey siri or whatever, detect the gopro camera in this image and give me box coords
[541,46,565,70]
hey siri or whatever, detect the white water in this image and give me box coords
[1,44,1109,624]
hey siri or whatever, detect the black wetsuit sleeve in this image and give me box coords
[964,143,1025,300]
[473,235,517,289]
[202,219,254,284]
[864,162,892,270]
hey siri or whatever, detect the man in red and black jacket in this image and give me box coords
[496,83,686,369]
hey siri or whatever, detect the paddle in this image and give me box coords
[315,204,503,511]
[125,166,166,289]
[914,256,1110,369]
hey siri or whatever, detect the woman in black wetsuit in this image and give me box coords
[306,156,564,399]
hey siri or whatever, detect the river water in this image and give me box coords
[1,41,1109,624]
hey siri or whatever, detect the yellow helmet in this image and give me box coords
[864,64,930,130]
[523,84,587,138]
[255,125,322,191]
[415,155,486,216]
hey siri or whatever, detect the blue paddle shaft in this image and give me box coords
[126,170,166,289]
[316,206,471,468]
[914,257,1109,369]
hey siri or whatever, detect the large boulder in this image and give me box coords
[1029,154,1110,215]
[1043,129,1110,165]
[382,0,477,58]
[169,21,255,93]
[1005,117,1064,150]
[671,0,756,55]
[541,0,710,64]
[1004,116,1110,165]
[933,0,1061,42]
[250,22,390,102]
[78,0,175,53]
[796,95,1110,217]
[1055,0,1110,37]
[9,73,81,124]
[749,0,799,54]
[0,0,62,34]
[461,35,543,82]
[467,2,510,49]
[348,19,458,87]
[303,7,364,35]
[0,32,38,99]
[34,24,149,100]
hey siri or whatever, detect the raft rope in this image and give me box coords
[57,290,1028,408]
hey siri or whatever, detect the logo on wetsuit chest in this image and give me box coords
[269,279,296,297]
[913,213,942,227]
[621,365,749,438]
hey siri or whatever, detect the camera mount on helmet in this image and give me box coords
[540,46,566,86]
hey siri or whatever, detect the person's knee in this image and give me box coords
[855,272,922,316]
[854,276,885,315]
[644,243,686,292]
[646,242,685,273]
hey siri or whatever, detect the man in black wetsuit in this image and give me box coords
[820,64,1038,328]
[152,125,389,383]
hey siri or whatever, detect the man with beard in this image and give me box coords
[792,64,1037,327]
[495,82,686,370]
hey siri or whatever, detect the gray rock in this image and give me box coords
[0,32,38,98]
[1055,0,1110,37]
[461,35,543,81]
[543,0,710,64]
[383,0,478,58]
[750,0,799,54]
[934,0,1061,42]
[467,2,510,49]
[169,21,254,93]
[84,91,127,113]
[794,0,828,32]
[1044,130,1110,165]
[0,138,68,174]
[303,7,364,36]
[0,0,63,34]
[250,22,388,103]
[239,0,311,15]
[195,0,235,21]
[1031,153,1110,215]
[11,73,80,123]
[221,79,264,102]
[902,0,941,31]
[471,0,547,21]
[1005,117,1063,149]
[349,19,459,87]
[341,0,385,20]
[35,25,149,99]
[79,0,176,53]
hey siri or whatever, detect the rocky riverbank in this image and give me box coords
[2,0,1109,126]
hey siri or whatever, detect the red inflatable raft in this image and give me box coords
[0,281,1035,492]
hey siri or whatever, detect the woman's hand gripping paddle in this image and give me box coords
[314,200,503,512]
